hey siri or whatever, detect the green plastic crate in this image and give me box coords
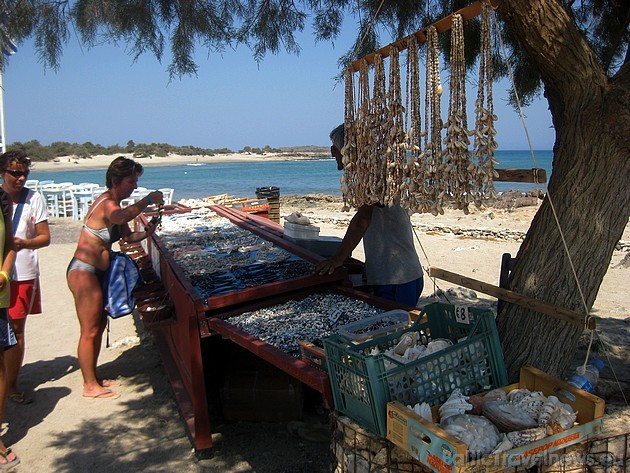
[323,302,507,436]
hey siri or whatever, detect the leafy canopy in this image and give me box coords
[1,0,628,105]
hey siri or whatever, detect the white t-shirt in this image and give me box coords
[12,189,48,281]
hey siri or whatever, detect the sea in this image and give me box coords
[28,150,552,201]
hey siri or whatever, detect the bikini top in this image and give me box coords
[82,197,121,245]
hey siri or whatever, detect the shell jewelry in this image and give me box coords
[341,2,498,214]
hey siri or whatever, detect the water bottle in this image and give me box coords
[557,359,604,402]
[566,358,604,393]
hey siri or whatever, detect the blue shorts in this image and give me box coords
[373,277,424,307]
[0,308,17,350]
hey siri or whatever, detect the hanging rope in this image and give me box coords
[492,8,591,326]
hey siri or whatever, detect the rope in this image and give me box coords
[353,0,387,61]
[412,225,459,307]
[492,10,591,328]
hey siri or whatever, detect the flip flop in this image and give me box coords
[83,389,120,400]
[8,392,33,405]
[0,447,20,470]
[99,379,119,388]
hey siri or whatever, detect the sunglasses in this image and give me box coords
[4,169,30,179]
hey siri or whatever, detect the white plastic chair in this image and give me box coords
[36,180,55,193]
[159,188,174,205]
[40,183,63,218]
[71,184,97,221]
[57,184,76,218]
[41,183,75,218]
[91,186,108,199]
[25,179,39,190]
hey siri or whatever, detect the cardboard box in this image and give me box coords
[387,366,605,473]
[283,221,320,240]
[283,235,342,257]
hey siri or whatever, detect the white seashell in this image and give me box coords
[549,404,577,430]
[506,427,547,447]
[393,332,419,356]
[442,414,501,457]
[538,398,558,426]
[410,402,433,422]
[426,338,453,354]
[511,391,547,419]
[439,389,473,422]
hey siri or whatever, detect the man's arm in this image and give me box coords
[314,204,373,275]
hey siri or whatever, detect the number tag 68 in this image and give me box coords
[454,306,473,324]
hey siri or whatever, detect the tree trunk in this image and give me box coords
[495,0,630,381]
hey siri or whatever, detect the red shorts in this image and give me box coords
[9,279,42,320]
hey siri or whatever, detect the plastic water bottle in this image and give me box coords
[557,358,604,402]
[566,358,604,393]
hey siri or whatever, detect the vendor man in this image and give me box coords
[314,124,424,307]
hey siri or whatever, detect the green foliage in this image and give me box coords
[0,0,627,107]
[240,145,282,153]
[5,139,233,161]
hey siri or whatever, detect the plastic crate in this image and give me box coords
[336,309,411,342]
[323,302,507,436]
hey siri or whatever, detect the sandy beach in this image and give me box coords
[31,152,328,172]
[2,189,628,471]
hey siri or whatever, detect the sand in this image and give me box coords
[32,152,327,172]
[2,190,628,472]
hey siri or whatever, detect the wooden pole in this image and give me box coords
[350,0,499,72]
[428,266,596,329]
[494,168,547,183]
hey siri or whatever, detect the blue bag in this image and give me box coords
[103,251,143,318]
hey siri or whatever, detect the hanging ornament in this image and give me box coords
[422,25,445,216]
[471,0,499,205]
[384,46,406,207]
[443,13,473,213]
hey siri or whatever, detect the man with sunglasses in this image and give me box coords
[314,124,423,307]
[0,151,51,405]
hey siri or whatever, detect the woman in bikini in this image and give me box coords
[67,157,164,400]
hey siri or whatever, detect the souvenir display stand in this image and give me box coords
[130,205,412,458]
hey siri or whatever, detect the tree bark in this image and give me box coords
[495,0,630,380]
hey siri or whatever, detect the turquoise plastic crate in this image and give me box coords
[323,302,507,436]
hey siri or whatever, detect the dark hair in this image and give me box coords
[329,124,344,151]
[0,150,31,171]
[105,156,143,188]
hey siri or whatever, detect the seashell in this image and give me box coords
[506,427,547,447]
[538,398,558,426]
[426,338,453,354]
[549,405,577,431]
[506,389,533,404]
[482,400,538,432]
[393,331,419,356]
[483,389,507,401]
[439,389,473,422]
[442,414,501,457]
[511,391,547,419]
[410,402,433,422]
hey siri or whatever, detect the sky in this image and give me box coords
[2,23,555,152]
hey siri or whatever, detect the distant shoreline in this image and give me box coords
[31,152,330,172]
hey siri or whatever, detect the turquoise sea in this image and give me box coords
[28,150,552,201]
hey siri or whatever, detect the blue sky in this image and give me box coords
[2,25,555,151]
